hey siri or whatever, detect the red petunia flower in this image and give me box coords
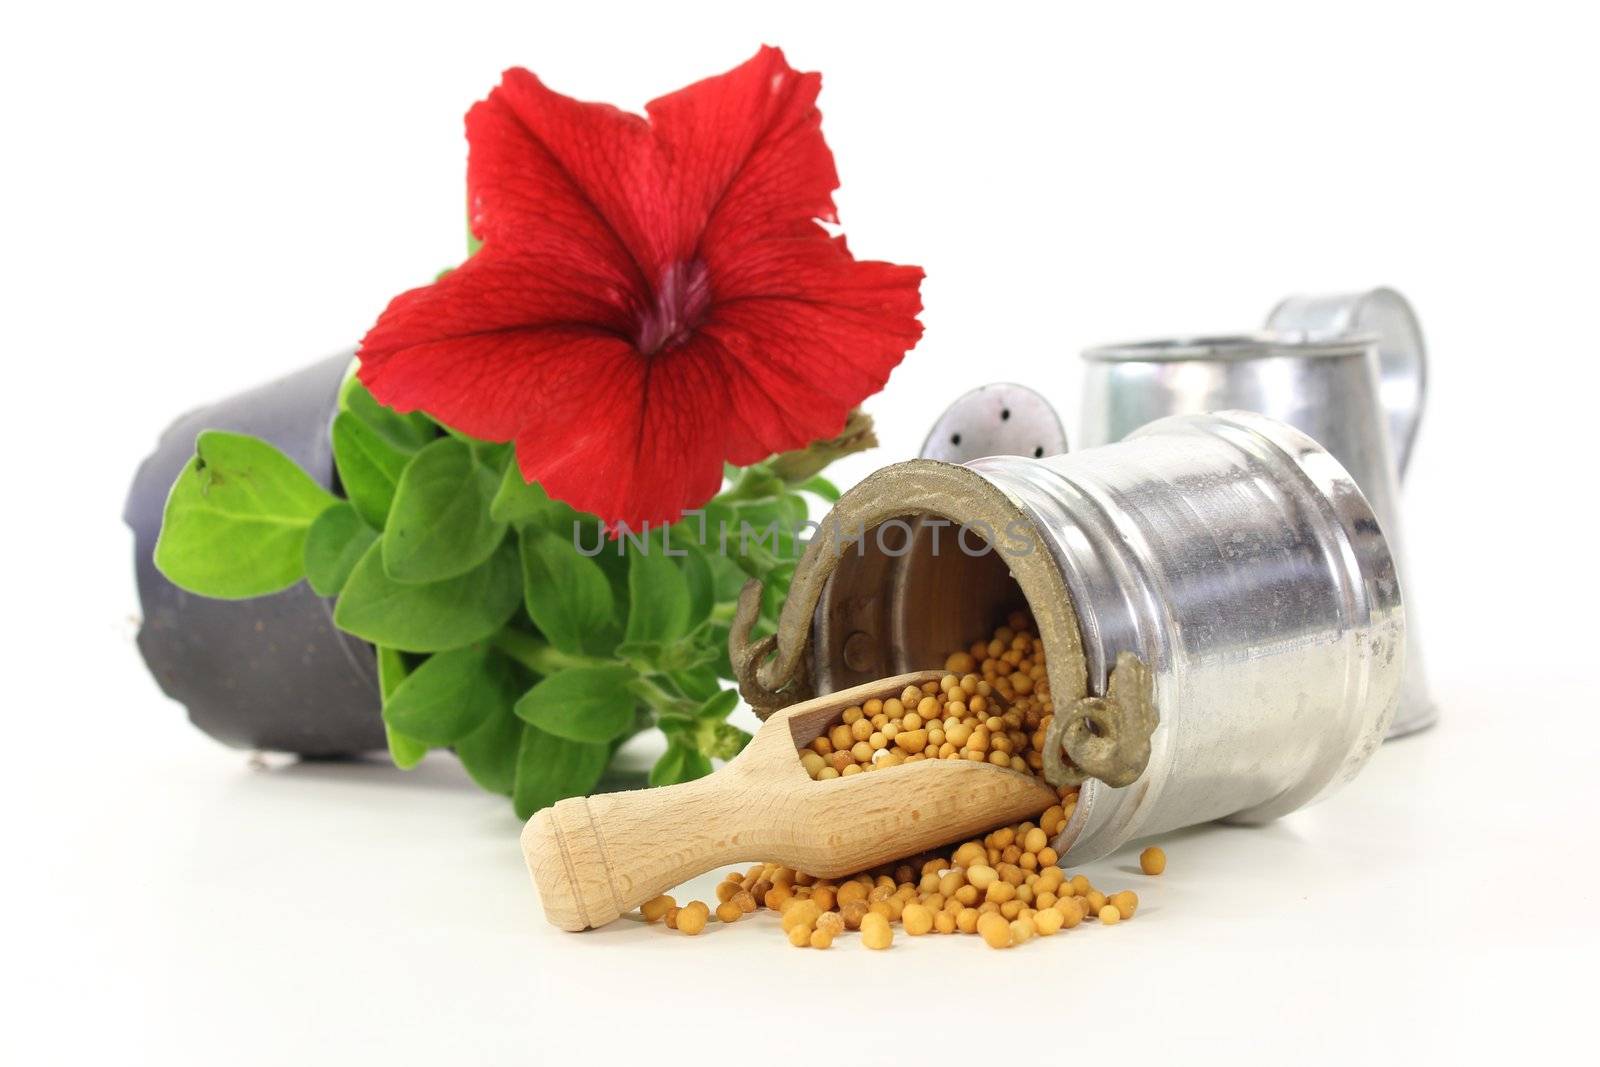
[357,46,924,526]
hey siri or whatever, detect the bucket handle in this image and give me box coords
[727,458,1159,789]
[1266,287,1428,479]
[728,458,1091,721]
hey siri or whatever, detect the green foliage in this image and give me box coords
[650,740,713,787]
[341,378,436,450]
[796,475,841,503]
[514,665,638,743]
[384,720,431,770]
[625,539,692,643]
[303,502,377,596]
[489,462,549,523]
[382,437,506,583]
[153,377,844,818]
[377,645,428,769]
[383,644,523,745]
[656,688,751,780]
[514,726,609,820]
[454,703,523,795]
[334,538,522,652]
[519,528,619,656]
[331,411,414,528]
[154,431,336,598]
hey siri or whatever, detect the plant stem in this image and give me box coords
[490,629,610,676]
[630,676,697,719]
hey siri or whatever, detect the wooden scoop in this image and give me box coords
[522,671,1058,931]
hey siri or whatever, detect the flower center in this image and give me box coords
[634,260,712,356]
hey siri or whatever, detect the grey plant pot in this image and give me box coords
[123,353,385,756]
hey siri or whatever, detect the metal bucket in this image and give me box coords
[1079,287,1433,736]
[736,411,1404,862]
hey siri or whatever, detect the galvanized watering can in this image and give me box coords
[1079,288,1432,737]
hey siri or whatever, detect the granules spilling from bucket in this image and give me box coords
[643,815,1155,948]
[799,612,1061,780]
[637,617,1162,947]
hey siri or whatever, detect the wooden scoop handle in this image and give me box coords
[521,675,918,931]
[523,773,753,932]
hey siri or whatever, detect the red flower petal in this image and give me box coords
[704,238,924,465]
[514,336,731,526]
[647,46,840,259]
[467,68,668,289]
[358,250,637,441]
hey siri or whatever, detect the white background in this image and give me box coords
[5,1,1597,1062]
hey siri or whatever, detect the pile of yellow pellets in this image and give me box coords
[639,614,1169,949]
[801,611,1056,779]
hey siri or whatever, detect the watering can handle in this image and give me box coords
[1266,287,1428,479]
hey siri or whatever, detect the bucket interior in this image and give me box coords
[810,509,1098,857]
[814,515,1031,691]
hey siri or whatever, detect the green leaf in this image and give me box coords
[796,475,841,502]
[334,539,521,652]
[382,644,521,745]
[385,722,429,770]
[613,641,665,675]
[671,535,715,628]
[625,543,691,644]
[377,646,427,769]
[154,430,336,599]
[650,740,713,787]
[520,528,619,656]
[701,721,752,760]
[727,464,785,500]
[778,492,810,526]
[671,665,724,702]
[491,463,578,528]
[695,620,735,681]
[342,379,437,451]
[694,688,740,724]
[735,498,801,563]
[655,693,748,763]
[760,562,797,624]
[377,645,410,701]
[303,502,378,597]
[513,666,637,743]
[514,726,609,818]
[332,411,412,529]
[470,440,514,471]
[589,537,631,613]
[614,622,719,675]
[689,689,749,759]
[705,545,750,604]
[655,714,694,743]
[382,438,506,583]
[454,706,524,796]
